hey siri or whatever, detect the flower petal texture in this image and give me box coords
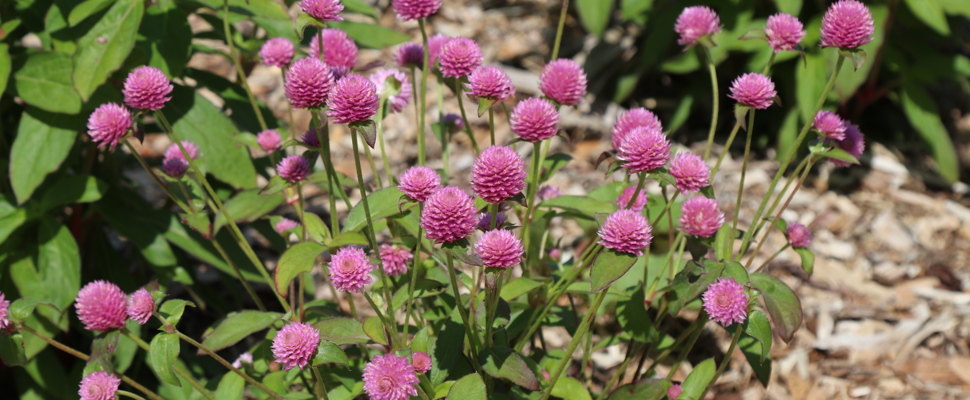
[399,166,441,202]
[395,42,424,68]
[421,186,478,243]
[392,0,442,21]
[370,68,412,113]
[260,37,294,67]
[813,110,847,141]
[675,6,721,47]
[272,321,321,370]
[162,157,189,178]
[79,371,121,400]
[728,73,777,109]
[123,66,173,110]
[276,218,299,233]
[471,145,527,203]
[612,108,663,152]
[537,185,561,202]
[786,222,812,248]
[597,209,653,256]
[378,244,413,277]
[329,247,374,293]
[363,353,420,400]
[257,130,282,153]
[438,37,482,78]
[427,34,450,68]
[669,152,711,194]
[703,277,748,326]
[820,0,874,50]
[510,97,559,142]
[412,351,432,374]
[126,288,155,325]
[310,28,358,78]
[829,123,866,168]
[765,13,806,52]
[616,186,647,212]
[617,126,671,173]
[301,0,343,22]
[285,57,335,109]
[87,103,132,150]
[476,229,524,268]
[0,292,10,331]
[163,140,200,160]
[679,196,724,237]
[327,74,379,124]
[467,65,515,102]
[277,155,311,183]
[76,280,128,332]
[539,59,587,106]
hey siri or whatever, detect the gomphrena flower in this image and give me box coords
[399,166,441,202]
[668,384,683,399]
[327,74,379,124]
[329,247,374,293]
[363,353,420,400]
[442,113,464,132]
[765,13,805,53]
[472,145,527,203]
[438,37,483,78]
[378,244,413,277]
[467,65,515,102]
[674,6,721,48]
[477,212,508,231]
[260,38,294,67]
[163,140,200,160]
[285,57,334,109]
[392,0,442,21]
[87,103,132,150]
[123,66,173,110]
[232,352,253,369]
[162,158,189,179]
[539,59,587,106]
[537,185,561,202]
[302,127,322,148]
[79,371,121,400]
[612,108,663,152]
[617,126,671,173]
[669,152,711,194]
[257,130,282,153]
[598,209,653,256]
[510,97,559,142]
[427,34,450,67]
[277,155,311,183]
[728,73,777,109]
[829,124,866,168]
[276,218,300,234]
[310,29,358,77]
[616,186,647,212]
[679,196,724,237]
[702,277,748,326]
[787,222,812,248]
[76,280,128,332]
[126,288,155,325]
[412,351,432,374]
[396,42,424,68]
[421,186,478,243]
[813,110,847,141]
[476,229,524,269]
[0,291,10,331]
[370,68,412,113]
[819,0,874,50]
[301,0,343,22]
[272,321,321,370]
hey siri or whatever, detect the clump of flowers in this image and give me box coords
[285,57,334,109]
[123,66,173,110]
[392,0,441,21]
[612,108,663,151]
[421,186,478,243]
[467,65,515,102]
[363,353,420,400]
[597,209,653,256]
[310,28,358,77]
[728,73,777,109]
[277,155,311,183]
[301,0,343,22]
[399,166,441,202]
[378,244,413,276]
[327,74,379,124]
[702,277,748,326]
[476,229,524,268]
[471,145,527,203]
[260,38,294,67]
[669,152,711,194]
[272,322,321,370]
[438,37,482,78]
[257,130,282,153]
[819,0,874,50]
[329,247,374,293]
[76,280,128,332]
[680,196,724,238]
[674,6,720,48]
[617,126,670,173]
[78,371,121,400]
[87,103,132,150]
[765,13,805,52]
[126,288,155,325]
[510,97,559,142]
[539,59,587,106]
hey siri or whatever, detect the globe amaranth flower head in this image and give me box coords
[399,166,441,202]
[310,29,358,78]
[412,351,432,374]
[302,127,322,148]
[612,108,663,152]
[327,74,379,124]
[123,66,173,110]
[667,384,683,400]
[0,291,10,331]
[277,155,311,183]
[441,113,464,132]
[370,68,412,113]
[438,37,483,78]
[427,34,450,68]
[260,37,294,67]
[472,145,527,203]
[765,13,806,53]
[301,0,343,22]
[79,371,121,400]
[329,247,374,293]
[703,277,748,326]
[669,152,711,194]
[272,321,321,370]
[363,353,420,400]
[537,185,561,202]
[276,218,300,234]
[163,140,200,160]
[76,280,128,332]
[126,288,155,325]
[257,129,282,153]
[510,97,559,142]
[679,196,724,237]
[813,110,847,141]
[476,229,524,269]
[675,6,721,48]
[285,57,335,109]
[728,73,777,109]
[162,157,189,179]
[477,212,508,231]
[829,123,866,168]
[392,0,441,21]
[232,352,253,369]
[395,42,424,68]
[616,186,647,212]
[617,126,671,173]
[539,59,588,106]
[598,209,653,256]
[421,186,478,243]
[787,222,812,248]
[467,65,515,102]
[87,103,132,150]
[378,244,413,277]
[820,0,874,50]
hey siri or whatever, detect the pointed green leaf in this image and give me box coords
[441,239,483,266]
[313,317,370,345]
[590,249,639,293]
[342,0,380,19]
[260,175,289,196]
[343,187,410,233]
[201,311,282,352]
[149,333,181,387]
[901,82,959,183]
[0,333,28,367]
[215,372,245,399]
[749,272,802,343]
[731,310,773,386]
[329,21,411,49]
[158,299,194,326]
[72,0,144,101]
[12,52,82,114]
[904,0,950,35]
[213,189,285,233]
[449,374,486,400]
[479,346,540,391]
[794,247,814,276]
[275,242,326,296]
[68,0,114,26]
[477,97,497,117]
[678,358,715,399]
[551,376,593,400]
[539,195,618,218]
[606,378,670,400]
[363,316,388,345]
[837,48,867,71]
[38,175,107,210]
[311,340,349,366]
[576,0,613,36]
[500,277,543,301]
[9,107,80,204]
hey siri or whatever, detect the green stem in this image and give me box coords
[175,329,285,400]
[223,0,267,132]
[454,80,481,154]
[404,205,426,342]
[730,110,756,260]
[310,367,331,400]
[742,156,810,262]
[665,314,709,384]
[350,130,396,318]
[761,52,778,75]
[124,140,190,213]
[519,141,544,277]
[117,390,148,400]
[119,328,214,400]
[438,78,450,183]
[550,0,570,61]
[746,158,815,271]
[710,121,742,180]
[377,100,393,186]
[701,46,720,160]
[445,254,483,363]
[208,225,266,312]
[297,182,308,242]
[700,323,745,397]
[488,107,496,146]
[758,244,790,271]
[363,292,401,349]
[417,18,431,165]
[317,119,341,238]
[539,289,609,400]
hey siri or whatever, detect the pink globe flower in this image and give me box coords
[477,212,508,231]
[703,277,748,326]
[302,127,322,148]
[370,68,412,113]
[301,0,343,22]
[126,288,155,325]
[438,37,483,78]
[163,140,200,160]
[612,108,663,152]
[162,157,189,178]
[537,185,561,202]
[421,186,478,243]
[260,37,294,67]
[232,352,253,369]
[598,209,653,256]
[285,57,335,109]
[787,222,812,248]
[679,196,724,237]
[123,66,173,110]
[363,353,420,400]
[0,291,10,331]
[327,74,379,124]
[820,0,874,50]
[329,247,374,293]
[441,113,464,132]
[257,130,282,153]
[669,152,710,194]
[87,103,132,151]
[813,110,847,141]
[395,42,424,68]
[272,321,321,370]
[277,155,311,183]
[467,65,515,102]
[276,218,300,234]
[76,281,128,332]
[79,371,121,400]
[668,384,683,399]
[765,13,805,53]
[378,244,413,277]
[392,0,441,21]
[829,124,866,168]
[399,166,441,202]
[539,59,587,106]
[476,229,524,269]
[510,97,559,142]
[675,6,721,48]
[412,351,432,374]
[310,29,358,78]
[472,145,527,203]
[427,34,450,68]
[617,126,671,173]
[616,186,647,212]
[728,73,776,109]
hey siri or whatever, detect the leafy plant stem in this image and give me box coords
[701,46,720,160]
[445,253,484,366]
[761,52,777,75]
[743,155,810,258]
[377,100,393,187]
[701,322,745,396]
[119,328,214,399]
[539,288,609,400]
[173,328,286,400]
[317,117,341,238]
[520,141,544,277]
[664,314,709,384]
[207,222,266,312]
[222,0,267,132]
[117,390,148,400]
[746,158,816,271]
[417,18,431,165]
[123,140,190,213]
[644,314,705,378]
[730,110,757,260]
[297,182,308,242]
[310,367,331,400]
[403,204,426,342]
[454,80,481,153]
[710,121,742,180]
[362,291,400,349]
[550,0,570,61]
[488,107,496,146]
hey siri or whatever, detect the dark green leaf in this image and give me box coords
[606,378,669,400]
[0,333,27,367]
[149,333,181,387]
[37,218,81,316]
[391,279,448,310]
[590,249,639,293]
[38,175,107,210]
[714,223,734,262]
[179,212,212,239]
[479,346,540,391]
[679,358,715,399]
[794,247,814,276]
[0,44,12,100]
[10,107,79,204]
[342,0,379,20]
[617,289,656,343]
[904,0,950,34]
[539,153,573,183]
[8,298,47,323]
[311,340,349,366]
[295,12,326,40]
[441,239,483,266]
[539,195,617,217]
[551,376,593,400]
[449,374,486,400]
[259,175,288,196]
[304,213,332,243]
[477,97,497,117]
[137,0,192,77]
[732,310,773,386]
[901,82,959,183]
[158,299,194,326]
[213,189,285,233]
[313,317,370,345]
[201,311,282,352]
[500,278,543,301]
[215,372,245,399]
[576,0,613,36]
[363,316,387,345]
[329,21,411,49]
[749,272,802,343]
[431,308,464,386]
[68,0,114,26]
[0,198,28,245]
[325,231,368,248]
[343,187,408,233]
[12,52,82,113]
[275,242,325,297]
[72,0,144,101]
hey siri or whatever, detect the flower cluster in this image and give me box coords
[272,321,321,370]
[329,247,374,293]
[76,281,156,332]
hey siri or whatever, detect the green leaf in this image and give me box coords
[837,48,867,71]
[0,44,11,98]
[772,0,802,15]
[296,12,326,40]
[8,298,47,323]
[311,340,349,366]
[304,213,332,244]
[540,195,617,217]
[539,153,573,183]
[12,52,82,114]
[72,0,144,101]
[795,52,828,125]
[38,175,107,210]
[259,175,288,196]
[0,333,27,367]
[391,279,448,310]
[363,316,387,345]
[479,346,540,391]
[435,381,455,399]
[325,231,368,248]
[441,239,483,266]
[179,212,212,239]
[794,247,814,276]
[9,107,79,204]
[449,374,486,400]
[713,223,734,262]
[313,317,370,345]
[749,272,802,343]
[329,21,411,49]
[617,289,656,343]
[68,0,114,26]
[733,310,773,386]
[158,299,194,326]
[36,218,81,316]
[213,189,285,233]
[0,198,28,245]
[576,0,613,36]
[149,333,181,387]
[275,242,325,297]
[901,82,959,183]
[551,376,593,400]
[904,0,950,34]
[606,378,669,400]
[477,97,497,117]
[343,187,408,233]
[679,358,715,399]
[137,0,192,77]
[815,147,860,165]
[590,249,639,293]
[217,0,298,41]
[201,311,282,352]
[215,372,245,399]
[342,0,379,20]
[500,278,543,301]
